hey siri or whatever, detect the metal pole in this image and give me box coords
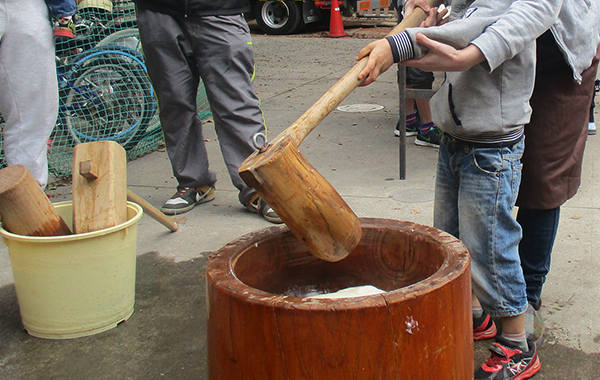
[397,64,406,180]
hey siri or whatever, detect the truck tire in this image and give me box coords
[254,0,303,35]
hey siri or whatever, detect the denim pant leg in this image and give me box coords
[433,140,460,238]
[517,207,560,308]
[45,0,76,18]
[434,138,528,317]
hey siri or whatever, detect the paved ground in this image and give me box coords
[1,22,600,379]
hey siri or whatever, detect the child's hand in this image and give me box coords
[356,39,395,86]
[403,33,485,72]
[404,0,431,16]
[406,1,449,27]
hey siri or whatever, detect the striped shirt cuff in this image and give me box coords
[386,32,414,63]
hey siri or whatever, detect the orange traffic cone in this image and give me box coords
[329,0,349,38]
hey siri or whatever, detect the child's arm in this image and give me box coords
[402,33,485,72]
[357,0,562,85]
[470,0,562,72]
[356,1,498,85]
[403,0,561,73]
[356,0,444,86]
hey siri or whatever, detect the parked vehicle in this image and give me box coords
[248,0,391,35]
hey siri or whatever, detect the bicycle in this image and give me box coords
[61,45,155,144]
[0,44,156,175]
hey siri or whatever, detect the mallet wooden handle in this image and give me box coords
[272,0,443,147]
[127,189,178,232]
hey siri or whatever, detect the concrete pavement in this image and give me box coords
[0,32,599,379]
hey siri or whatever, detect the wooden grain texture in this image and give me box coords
[240,139,361,262]
[0,165,72,236]
[207,219,473,379]
[239,0,444,262]
[126,189,178,232]
[72,141,127,234]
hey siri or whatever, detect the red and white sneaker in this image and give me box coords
[475,336,541,379]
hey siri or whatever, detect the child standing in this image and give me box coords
[356,0,568,378]
[392,0,442,148]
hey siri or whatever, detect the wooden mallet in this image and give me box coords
[73,141,178,233]
[239,0,443,262]
[0,165,72,236]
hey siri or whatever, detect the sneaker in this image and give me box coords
[394,119,419,137]
[54,17,76,40]
[415,125,442,148]
[588,122,597,135]
[161,186,215,215]
[474,312,497,341]
[524,304,545,345]
[475,336,541,379]
[245,194,283,224]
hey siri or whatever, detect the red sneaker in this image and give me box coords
[474,312,497,341]
[475,337,541,379]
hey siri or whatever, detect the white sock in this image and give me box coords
[501,331,528,352]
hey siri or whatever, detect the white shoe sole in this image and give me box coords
[414,139,440,149]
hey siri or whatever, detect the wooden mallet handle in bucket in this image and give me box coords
[127,189,178,232]
[0,165,72,236]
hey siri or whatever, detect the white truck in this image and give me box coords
[248,0,392,34]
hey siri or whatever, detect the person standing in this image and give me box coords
[132,0,281,223]
[356,0,599,377]
[0,0,59,189]
[516,35,600,316]
[355,0,575,377]
[392,0,442,148]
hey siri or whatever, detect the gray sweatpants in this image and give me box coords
[0,0,58,188]
[136,8,264,205]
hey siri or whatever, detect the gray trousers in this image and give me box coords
[0,0,58,188]
[136,8,264,205]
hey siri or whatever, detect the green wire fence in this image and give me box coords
[0,0,212,177]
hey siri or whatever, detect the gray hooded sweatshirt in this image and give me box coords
[388,0,562,144]
[472,0,600,83]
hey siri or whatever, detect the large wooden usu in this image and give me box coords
[206,218,473,379]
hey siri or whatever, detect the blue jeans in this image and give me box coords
[434,136,528,318]
[517,207,560,309]
[45,0,76,18]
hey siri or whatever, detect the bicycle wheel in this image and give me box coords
[97,30,212,124]
[97,27,143,52]
[63,47,155,150]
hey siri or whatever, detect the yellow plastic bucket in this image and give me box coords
[77,0,114,13]
[0,201,143,339]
